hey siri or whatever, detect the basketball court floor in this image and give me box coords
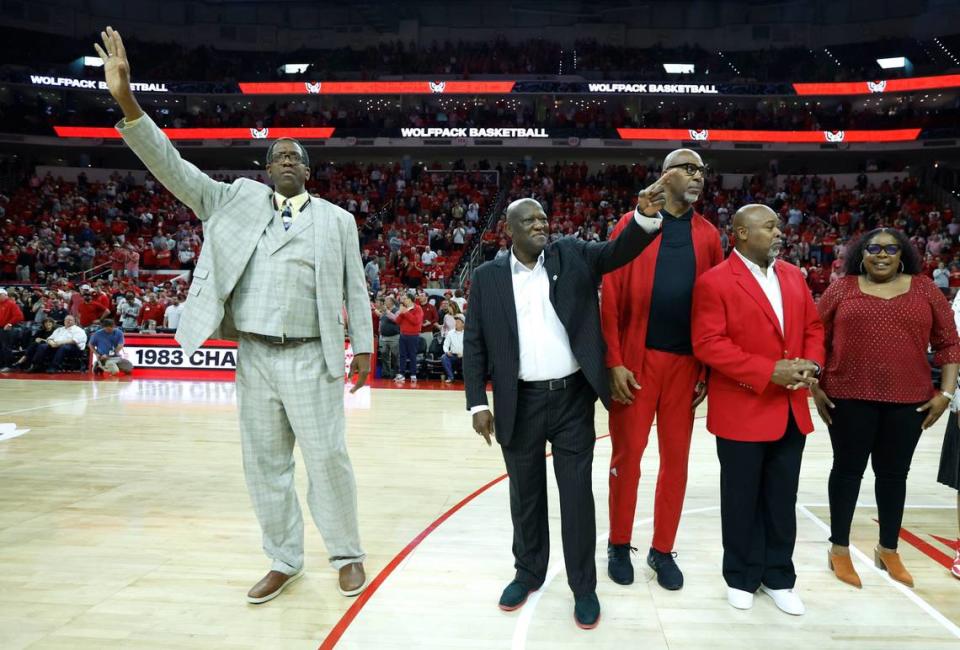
[1,376,959,649]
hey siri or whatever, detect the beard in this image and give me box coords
[767,242,783,262]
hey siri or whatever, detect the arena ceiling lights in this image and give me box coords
[281,63,310,74]
[662,63,695,74]
[876,57,908,69]
[239,80,516,94]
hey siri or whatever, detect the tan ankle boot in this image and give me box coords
[874,547,914,587]
[828,549,862,589]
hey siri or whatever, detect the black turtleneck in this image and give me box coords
[645,207,696,355]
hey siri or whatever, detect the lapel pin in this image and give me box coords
[552,274,558,280]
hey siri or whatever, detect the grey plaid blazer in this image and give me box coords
[117,115,373,378]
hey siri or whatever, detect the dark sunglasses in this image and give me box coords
[865,244,901,255]
[665,163,709,177]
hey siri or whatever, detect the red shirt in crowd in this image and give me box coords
[395,303,424,336]
[420,301,439,334]
[77,300,109,327]
[138,301,167,325]
[818,274,960,403]
[0,298,24,327]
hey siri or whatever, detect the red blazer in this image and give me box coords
[601,209,723,373]
[691,252,825,441]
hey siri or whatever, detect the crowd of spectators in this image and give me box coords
[477,161,959,306]
[2,153,957,381]
[0,156,500,376]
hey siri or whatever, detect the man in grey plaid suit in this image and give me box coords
[96,27,373,603]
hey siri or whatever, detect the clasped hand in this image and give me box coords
[771,358,819,390]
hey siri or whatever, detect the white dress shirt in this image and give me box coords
[470,210,662,414]
[49,325,88,349]
[734,248,784,334]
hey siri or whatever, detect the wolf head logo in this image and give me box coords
[824,130,845,143]
[429,81,447,94]
[689,129,709,141]
[866,80,887,93]
[305,82,322,94]
[250,128,269,139]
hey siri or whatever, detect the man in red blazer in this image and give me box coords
[692,204,824,616]
[601,149,723,590]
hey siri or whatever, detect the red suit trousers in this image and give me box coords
[608,348,699,551]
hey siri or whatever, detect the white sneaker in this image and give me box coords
[727,587,754,610]
[760,585,805,616]
[394,375,406,383]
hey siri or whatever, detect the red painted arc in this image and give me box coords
[320,414,705,648]
[318,431,617,648]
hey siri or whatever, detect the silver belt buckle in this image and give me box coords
[548,377,565,391]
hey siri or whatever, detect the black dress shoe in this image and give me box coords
[647,548,684,590]
[607,542,636,585]
[573,592,601,629]
[498,580,536,611]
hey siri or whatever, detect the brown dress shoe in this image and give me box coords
[338,562,367,597]
[828,549,862,589]
[874,547,914,588]
[246,569,303,604]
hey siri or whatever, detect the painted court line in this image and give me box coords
[797,504,960,639]
[0,392,123,416]
[511,505,720,650]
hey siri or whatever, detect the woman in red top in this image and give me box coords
[812,228,960,589]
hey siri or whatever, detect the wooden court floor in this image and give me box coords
[1,377,959,649]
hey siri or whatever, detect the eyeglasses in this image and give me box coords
[269,151,304,164]
[865,244,901,255]
[665,163,709,177]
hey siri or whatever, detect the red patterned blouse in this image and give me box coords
[818,274,960,403]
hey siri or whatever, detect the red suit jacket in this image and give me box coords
[601,209,723,373]
[691,252,825,441]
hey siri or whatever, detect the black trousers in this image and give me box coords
[827,399,925,549]
[500,374,597,596]
[716,412,806,592]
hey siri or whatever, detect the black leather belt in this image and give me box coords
[244,333,321,345]
[518,371,583,391]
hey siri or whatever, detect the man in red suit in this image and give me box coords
[601,149,723,590]
[691,204,824,616]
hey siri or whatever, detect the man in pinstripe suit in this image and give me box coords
[463,178,674,629]
[97,27,372,603]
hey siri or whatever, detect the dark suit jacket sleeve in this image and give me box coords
[463,268,489,411]
[569,214,658,278]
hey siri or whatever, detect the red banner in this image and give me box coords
[239,80,516,95]
[53,126,336,139]
[793,74,960,96]
[616,128,921,143]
